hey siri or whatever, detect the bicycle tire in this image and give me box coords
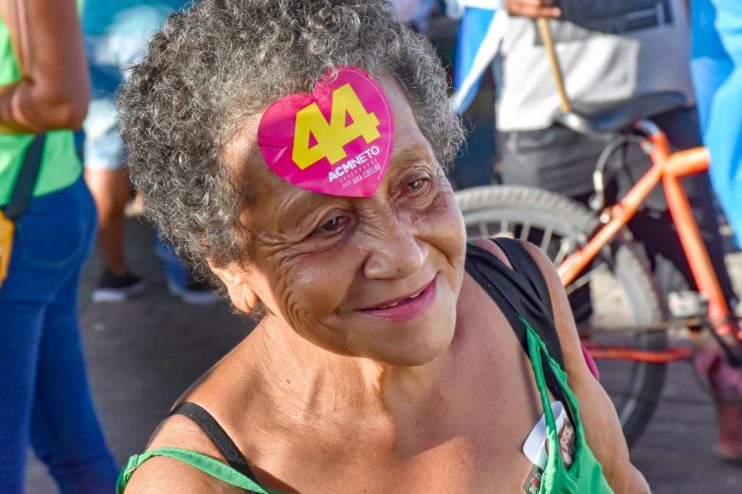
[455,185,667,446]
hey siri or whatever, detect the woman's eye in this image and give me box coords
[407,176,431,193]
[315,216,349,235]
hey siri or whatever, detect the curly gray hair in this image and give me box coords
[118,0,464,287]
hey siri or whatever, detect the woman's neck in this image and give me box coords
[250,314,464,426]
[229,284,497,466]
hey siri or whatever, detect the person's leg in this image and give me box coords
[154,233,221,305]
[0,178,98,492]
[696,0,742,460]
[26,178,117,490]
[84,34,130,277]
[649,107,738,305]
[84,166,130,276]
[607,107,739,307]
[0,300,46,493]
[84,34,145,301]
[501,116,739,313]
[630,102,742,459]
[29,272,118,493]
[500,126,605,325]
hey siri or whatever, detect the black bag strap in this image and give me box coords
[171,402,259,486]
[3,134,46,220]
[465,239,572,418]
[466,238,564,367]
[491,237,564,366]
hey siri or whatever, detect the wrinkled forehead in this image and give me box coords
[220,74,428,208]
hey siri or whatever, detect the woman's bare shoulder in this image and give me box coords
[468,237,513,267]
[123,335,269,494]
[123,414,244,493]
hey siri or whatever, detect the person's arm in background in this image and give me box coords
[0,0,89,134]
[504,0,560,18]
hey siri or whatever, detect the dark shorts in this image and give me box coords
[499,106,705,210]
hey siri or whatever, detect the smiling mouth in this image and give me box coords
[372,289,426,310]
[362,277,436,312]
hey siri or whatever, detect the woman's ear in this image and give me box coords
[208,260,259,313]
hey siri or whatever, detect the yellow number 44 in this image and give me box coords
[292,83,381,170]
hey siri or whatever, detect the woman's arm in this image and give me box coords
[522,242,650,493]
[0,0,89,133]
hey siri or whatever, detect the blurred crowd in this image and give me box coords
[1,0,741,491]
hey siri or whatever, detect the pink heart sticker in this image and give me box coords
[257,66,393,197]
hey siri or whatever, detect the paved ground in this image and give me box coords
[24,216,742,493]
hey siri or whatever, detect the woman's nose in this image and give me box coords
[362,215,427,280]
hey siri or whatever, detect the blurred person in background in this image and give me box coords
[473,0,742,462]
[82,0,219,304]
[447,1,502,188]
[690,0,742,462]
[0,0,118,491]
[391,0,500,190]
[691,0,742,247]
[388,0,438,33]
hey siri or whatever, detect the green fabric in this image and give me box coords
[522,316,615,494]
[116,447,285,494]
[0,17,83,207]
[117,317,614,493]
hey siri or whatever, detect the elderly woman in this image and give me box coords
[116,1,648,492]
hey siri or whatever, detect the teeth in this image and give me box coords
[376,289,423,310]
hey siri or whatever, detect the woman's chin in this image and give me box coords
[352,287,459,367]
[366,315,457,367]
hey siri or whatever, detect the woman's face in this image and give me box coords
[222,76,467,366]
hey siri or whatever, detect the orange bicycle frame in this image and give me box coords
[555,123,738,359]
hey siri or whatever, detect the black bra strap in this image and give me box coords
[171,402,258,483]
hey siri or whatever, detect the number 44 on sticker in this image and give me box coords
[292,83,381,170]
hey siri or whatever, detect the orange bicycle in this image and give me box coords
[454,19,741,446]
[455,89,742,445]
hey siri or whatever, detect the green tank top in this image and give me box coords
[116,241,615,493]
[0,17,83,207]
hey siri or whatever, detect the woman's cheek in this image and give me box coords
[419,189,466,252]
[283,258,350,320]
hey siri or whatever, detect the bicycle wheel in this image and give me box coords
[455,185,666,445]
